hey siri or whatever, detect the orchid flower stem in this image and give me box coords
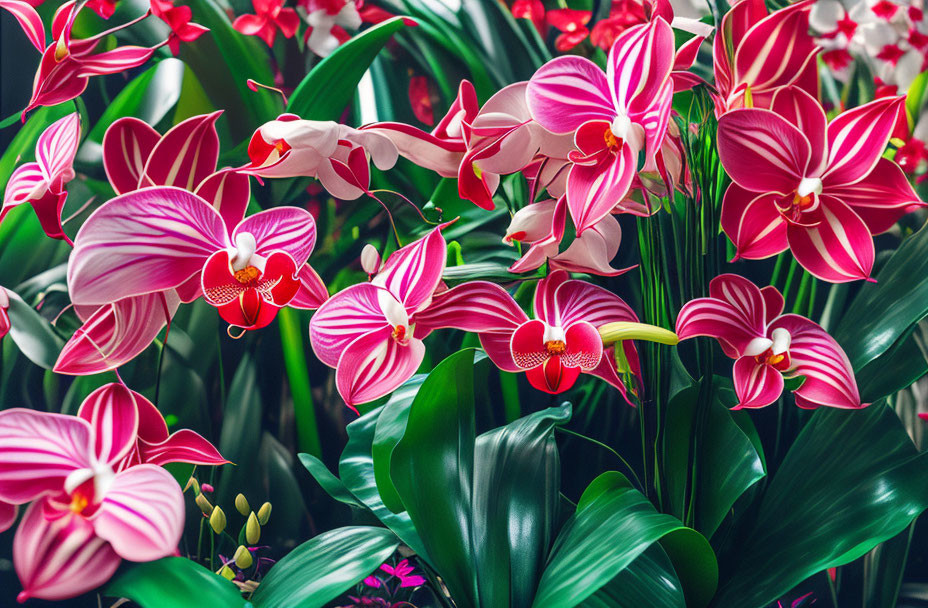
[500,371,520,423]
[556,427,644,491]
[278,308,322,458]
[782,256,799,301]
[792,271,812,315]
[769,252,785,286]
[209,529,215,571]
[154,336,167,408]
[85,9,153,43]
[807,277,818,319]
[196,517,204,562]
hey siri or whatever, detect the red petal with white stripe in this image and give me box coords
[732,356,784,409]
[718,108,810,194]
[526,55,614,134]
[566,143,636,235]
[825,157,925,235]
[103,117,160,194]
[141,112,221,191]
[786,196,875,282]
[335,327,425,408]
[0,0,44,52]
[372,226,446,313]
[77,384,140,469]
[823,95,905,187]
[721,184,789,260]
[770,87,828,176]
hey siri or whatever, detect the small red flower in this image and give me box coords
[151,0,208,55]
[233,0,300,48]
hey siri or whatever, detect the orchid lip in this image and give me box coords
[231,232,257,271]
[797,177,823,197]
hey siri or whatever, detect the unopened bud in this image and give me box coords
[184,477,199,493]
[245,512,261,544]
[195,493,213,516]
[218,565,235,580]
[360,244,381,275]
[234,545,253,569]
[257,502,272,525]
[234,493,250,516]
[209,506,227,534]
[201,483,214,493]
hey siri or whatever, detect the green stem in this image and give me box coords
[500,371,520,423]
[278,308,322,458]
[792,271,812,315]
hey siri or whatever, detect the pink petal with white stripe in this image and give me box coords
[717,108,810,194]
[708,273,770,332]
[0,0,44,52]
[732,356,785,409]
[414,281,528,334]
[770,314,864,409]
[823,96,906,187]
[607,19,674,118]
[786,197,875,282]
[553,272,639,328]
[721,184,789,260]
[233,206,316,265]
[526,55,614,134]
[309,282,391,368]
[76,46,156,77]
[371,226,446,312]
[676,279,769,358]
[289,264,329,310]
[92,464,184,562]
[359,122,465,177]
[552,213,632,276]
[0,409,91,503]
[35,112,80,192]
[141,112,221,190]
[826,158,925,234]
[2,163,46,215]
[68,187,230,306]
[770,87,827,176]
[54,292,180,375]
[566,143,636,234]
[194,169,251,234]
[761,286,785,325]
[335,327,425,407]
[14,502,121,602]
[139,430,228,467]
[76,384,140,468]
[103,117,160,194]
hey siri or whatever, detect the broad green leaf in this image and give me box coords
[250,526,399,608]
[105,557,247,608]
[581,544,685,608]
[372,373,427,513]
[532,473,718,608]
[278,308,321,457]
[6,290,64,369]
[298,452,365,509]
[835,221,928,370]
[862,524,914,608]
[287,17,411,120]
[855,330,928,403]
[712,403,928,608]
[218,353,262,466]
[664,381,766,538]
[390,348,482,608]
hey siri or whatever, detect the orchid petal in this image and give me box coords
[0,501,16,533]
[0,409,91,503]
[76,45,156,77]
[309,282,391,368]
[721,184,788,259]
[511,319,550,370]
[526,55,614,134]
[786,197,875,282]
[562,321,603,370]
[826,158,924,234]
[92,464,184,562]
[141,112,221,190]
[76,383,140,468]
[676,275,769,358]
[102,117,160,194]
[478,332,524,372]
[566,143,636,234]
[732,356,784,409]
[717,108,810,194]
[553,272,639,329]
[770,314,863,409]
[194,169,251,235]
[14,502,121,602]
[823,96,906,186]
[770,86,827,176]
[139,430,228,466]
[35,112,80,191]
[525,357,581,393]
[607,19,674,117]
[68,187,230,306]
[359,123,465,177]
[335,328,425,407]
[414,281,528,334]
[3,163,46,214]
[708,273,770,332]
[761,286,785,324]
[552,213,632,276]
[233,206,316,265]
[0,0,45,52]
[371,226,446,312]
[289,263,329,310]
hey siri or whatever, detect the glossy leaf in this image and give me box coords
[249,526,399,608]
[287,17,411,120]
[372,373,427,513]
[712,403,928,608]
[298,452,365,509]
[582,544,686,608]
[105,557,247,608]
[6,290,64,369]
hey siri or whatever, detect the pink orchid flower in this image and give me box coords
[67,186,319,336]
[1,112,80,244]
[676,274,864,409]
[0,383,225,602]
[717,86,924,282]
[233,0,300,48]
[0,287,10,339]
[504,196,633,276]
[526,18,675,235]
[712,0,819,114]
[309,226,449,408]
[246,114,399,200]
[380,559,426,588]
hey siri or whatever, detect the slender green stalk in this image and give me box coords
[278,308,322,458]
[499,371,520,423]
[792,271,812,315]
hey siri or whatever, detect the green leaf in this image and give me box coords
[298,452,365,509]
[278,308,321,457]
[581,545,686,608]
[663,380,766,538]
[6,290,64,369]
[287,17,411,120]
[372,373,427,513]
[249,526,399,608]
[712,403,928,608]
[390,348,482,608]
[105,557,247,608]
[835,221,928,370]
[532,473,718,608]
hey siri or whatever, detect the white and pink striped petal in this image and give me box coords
[786,197,875,282]
[732,356,785,409]
[335,327,425,408]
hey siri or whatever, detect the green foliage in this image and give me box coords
[105,558,249,608]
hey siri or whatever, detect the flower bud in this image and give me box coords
[184,477,199,494]
[200,483,214,493]
[360,244,381,275]
[195,493,213,516]
[257,502,272,525]
[503,200,557,245]
[246,512,261,545]
[234,545,253,569]
[234,493,250,516]
[209,506,227,534]
[218,565,235,580]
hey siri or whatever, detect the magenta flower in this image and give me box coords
[676,274,864,409]
[0,382,225,602]
[718,86,924,282]
[380,559,426,588]
[712,0,819,113]
[233,0,300,48]
[66,187,319,335]
[309,227,448,408]
[526,18,675,235]
[1,112,79,244]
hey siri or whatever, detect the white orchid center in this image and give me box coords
[231,232,258,272]
[797,177,823,198]
[377,289,412,346]
[610,113,632,142]
[543,323,568,355]
[770,327,791,355]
